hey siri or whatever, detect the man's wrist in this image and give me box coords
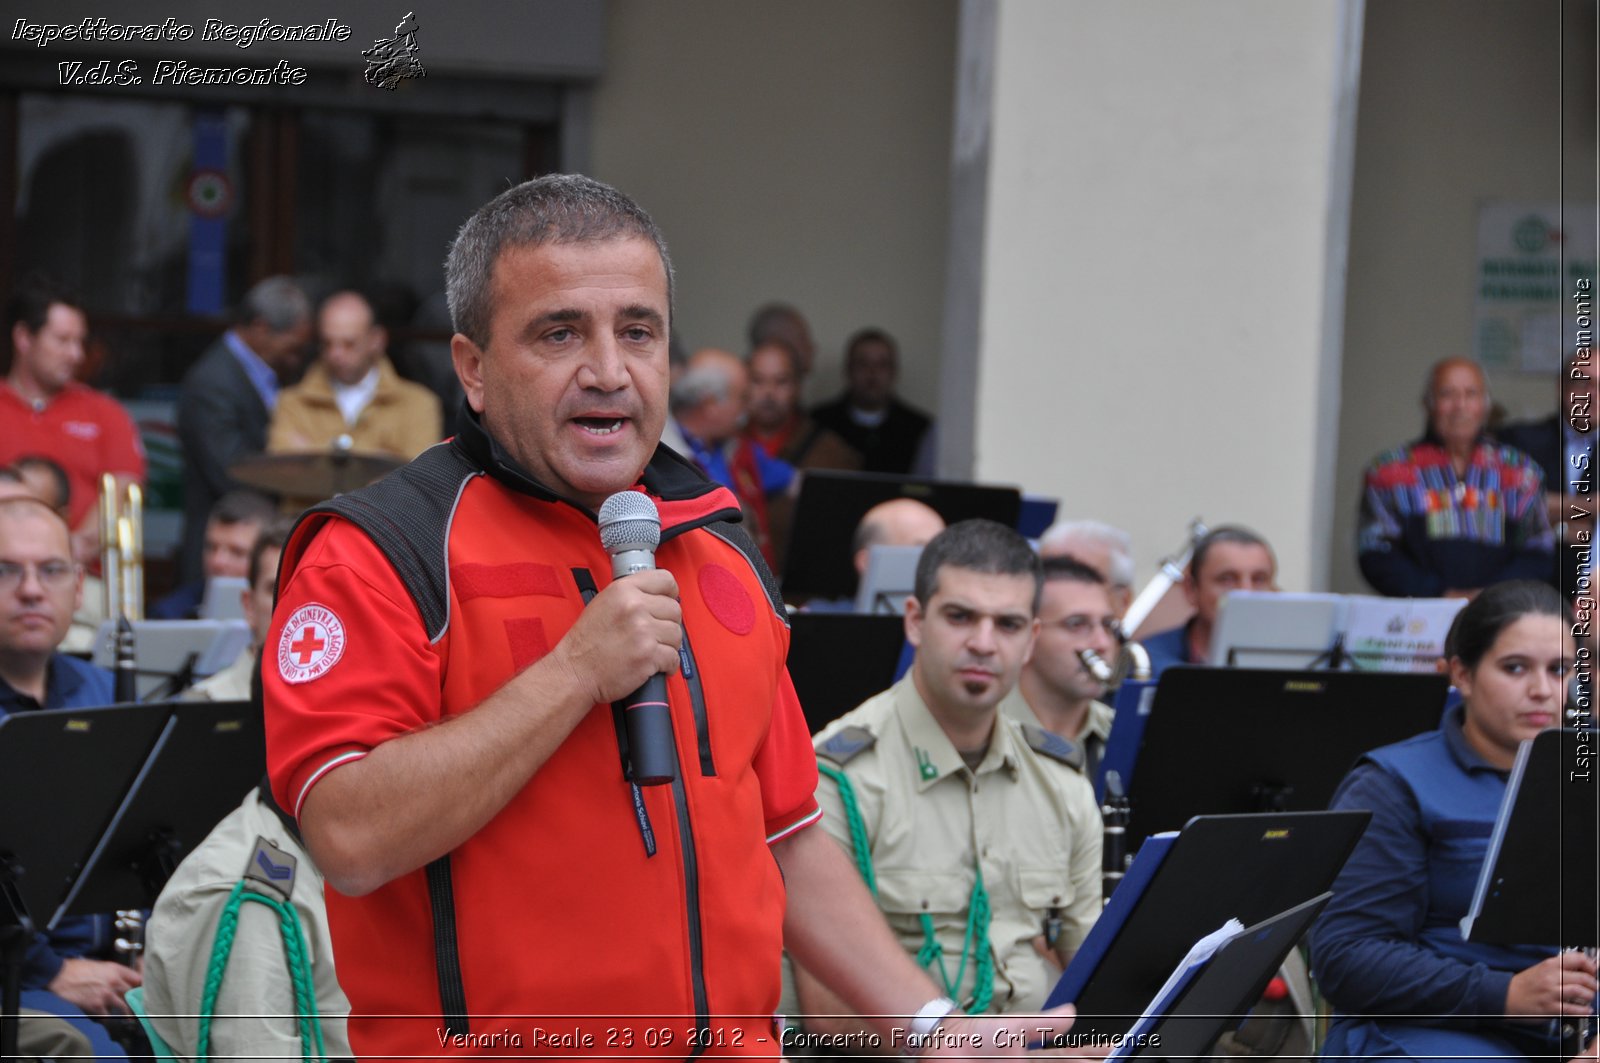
[902,996,959,1055]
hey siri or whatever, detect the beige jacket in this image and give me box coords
[268,357,442,460]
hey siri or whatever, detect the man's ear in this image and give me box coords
[452,334,487,413]
[904,596,924,649]
[1022,616,1042,666]
[10,322,31,361]
[1182,575,1200,610]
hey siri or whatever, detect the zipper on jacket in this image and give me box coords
[677,630,716,777]
[668,743,712,1057]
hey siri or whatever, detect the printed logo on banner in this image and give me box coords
[278,603,347,684]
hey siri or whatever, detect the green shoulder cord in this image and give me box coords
[816,762,993,1012]
[817,762,876,893]
[197,879,327,1063]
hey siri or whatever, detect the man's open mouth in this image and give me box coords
[574,417,624,435]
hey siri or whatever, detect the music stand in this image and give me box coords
[1096,679,1156,803]
[854,545,923,615]
[1210,592,1465,672]
[1047,812,1366,1040]
[1123,668,1448,849]
[787,614,907,733]
[1017,494,1060,539]
[199,576,249,621]
[780,471,1022,601]
[59,699,265,921]
[90,619,250,700]
[1117,894,1334,1060]
[1462,728,1597,948]
[0,702,173,1059]
[1338,595,1465,672]
[1207,592,1344,669]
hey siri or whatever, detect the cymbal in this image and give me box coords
[228,449,406,499]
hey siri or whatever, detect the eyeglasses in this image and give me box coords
[0,560,78,592]
[1055,615,1122,637]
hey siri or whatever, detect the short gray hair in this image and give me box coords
[669,362,732,414]
[1039,519,1135,588]
[445,174,674,350]
[239,276,310,332]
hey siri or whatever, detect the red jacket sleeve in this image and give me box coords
[264,519,445,819]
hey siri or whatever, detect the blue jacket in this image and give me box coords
[1140,620,1197,680]
[1312,706,1558,1059]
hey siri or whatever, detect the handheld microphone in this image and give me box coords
[598,491,677,786]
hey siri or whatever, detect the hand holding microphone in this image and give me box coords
[598,491,679,786]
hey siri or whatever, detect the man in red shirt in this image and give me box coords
[265,175,1076,1059]
[1,277,146,560]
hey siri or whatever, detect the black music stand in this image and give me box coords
[1116,894,1334,1060]
[0,702,172,1060]
[59,699,265,921]
[1123,668,1449,848]
[1047,811,1366,1041]
[787,614,907,733]
[780,471,1022,601]
[1463,728,1597,948]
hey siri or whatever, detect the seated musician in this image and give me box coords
[142,779,352,1060]
[149,490,276,621]
[1000,557,1118,780]
[1312,580,1596,1061]
[1139,524,1277,678]
[147,524,349,1057]
[790,520,1101,1040]
[182,517,290,702]
[0,495,137,1059]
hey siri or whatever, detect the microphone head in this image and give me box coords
[598,491,661,554]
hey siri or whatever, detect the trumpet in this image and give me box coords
[98,473,144,622]
[99,475,143,702]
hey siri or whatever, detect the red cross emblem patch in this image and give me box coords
[277,603,347,684]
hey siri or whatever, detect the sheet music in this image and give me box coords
[1108,918,1246,1060]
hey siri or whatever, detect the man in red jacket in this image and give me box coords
[265,175,1076,1059]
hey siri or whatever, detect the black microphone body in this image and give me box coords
[599,492,677,786]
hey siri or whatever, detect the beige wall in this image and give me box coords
[589,0,957,410]
[1331,0,1596,593]
[963,0,1360,594]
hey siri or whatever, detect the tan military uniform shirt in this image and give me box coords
[812,675,1102,1014]
[1000,690,1114,775]
[144,790,352,1059]
[182,646,254,702]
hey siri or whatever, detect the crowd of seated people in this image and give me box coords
[2,262,1592,1063]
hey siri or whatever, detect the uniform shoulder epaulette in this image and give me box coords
[817,725,877,766]
[242,835,299,900]
[1018,722,1085,773]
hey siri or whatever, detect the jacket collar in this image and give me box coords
[296,357,404,403]
[1419,428,1489,453]
[891,674,1019,792]
[452,402,744,535]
